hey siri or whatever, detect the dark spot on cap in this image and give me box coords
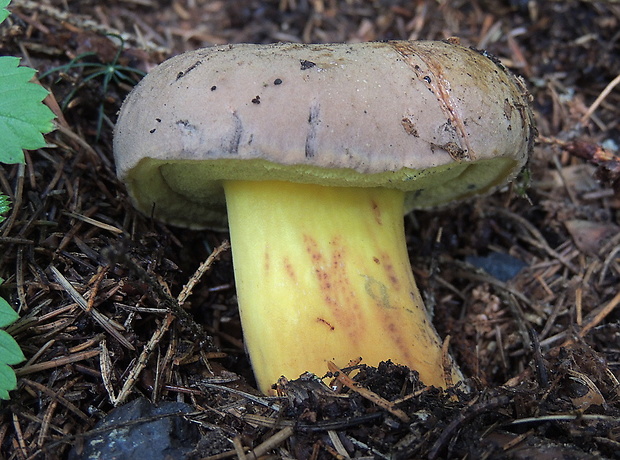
[155,118,161,123]
[274,78,283,85]
[424,76,432,84]
[149,128,156,133]
[211,85,217,91]
[222,112,243,154]
[300,60,316,70]
[176,119,198,136]
[401,117,419,137]
[251,96,261,104]
[175,60,203,81]
[305,103,320,158]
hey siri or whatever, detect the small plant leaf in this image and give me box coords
[0,0,9,24]
[0,292,25,399]
[0,364,18,400]
[0,56,55,164]
[0,297,18,328]
[0,330,24,365]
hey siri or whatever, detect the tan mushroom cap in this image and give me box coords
[114,40,535,229]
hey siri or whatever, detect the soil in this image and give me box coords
[1,0,619,459]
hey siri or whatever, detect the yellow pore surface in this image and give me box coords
[224,180,460,393]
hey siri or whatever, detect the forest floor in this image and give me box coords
[1,0,619,459]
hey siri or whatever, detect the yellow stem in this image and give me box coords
[224,180,460,393]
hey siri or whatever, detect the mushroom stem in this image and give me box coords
[223,180,461,393]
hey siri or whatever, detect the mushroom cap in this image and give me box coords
[114,40,535,229]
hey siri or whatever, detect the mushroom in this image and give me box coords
[113,40,535,393]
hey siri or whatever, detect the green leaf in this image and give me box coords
[0,329,24,365]
[0,297,18,328]
[0,292,25,399]
[0,365,16,400]
[0,363,18,400]
[0,330,26,365]
[0,56,55,164]
[0,0,9,24]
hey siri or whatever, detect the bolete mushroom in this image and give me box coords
[113,40,535,393]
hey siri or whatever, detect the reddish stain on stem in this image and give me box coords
[317,317,335,330]
[283,256,297,282]
[264,249,270,274]
[370,200,382,225]
[380,252,400,290]
[303,234,364,340]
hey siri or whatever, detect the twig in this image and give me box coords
[599,245,620,286]
[37,393,58,449]
[154,323,179,401]
[327,362,410,423]
[575,291,620,341]
[100,339,118,404]
[510,413,619,426]
[243,412,384,432]
[541,291,620,349]
[49,265,135,350]
[12,412,28,460]
[177,240,230,307]
[19,339,54,370]
[56,206,97,253]
[581,73,620,124]
[21,379,90,422]
[441,335,454,388]
[68,334,105,353]
[328,430,350,459]
[16,246,26,312]
[317,438,350,459]
[114,312,175,406]
[202,427,295,460]
[37,377,81,447]
[198,381,282,412]
[246,426,294,460]
[11,408,65,438]
[86,265,109,312]
[15,349,100,376]
[528,327,549,388]
[52,122,101,165]
[62,210,124,235]
[232,436,247,460]
[0,236,34,244]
